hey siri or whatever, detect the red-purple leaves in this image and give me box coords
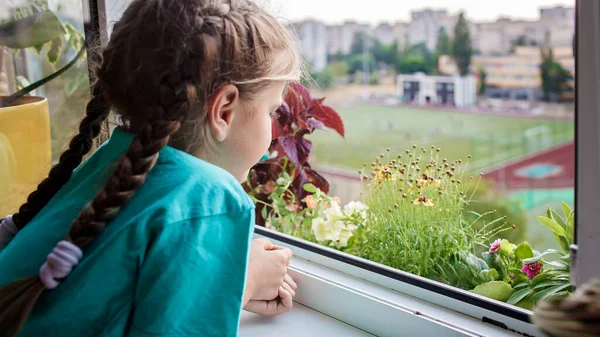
[244,83,344,226]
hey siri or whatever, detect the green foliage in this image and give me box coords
[355,146,503,283]
[372,40,399,65]
[478,67,487,95]
[396,54,430,74]
[540,46,574,102]
[350,31,371,56]
[347,54,376,74]
[465,180,529,246]
[435,27,452,73]
[369,73,380,85]
[473,203,574,309]
[452,12,473,76]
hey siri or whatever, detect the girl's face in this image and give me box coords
[202,81,286,182]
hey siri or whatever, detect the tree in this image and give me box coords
[350,30,370,56]
[372,39,399,66]
[396,54,430,74]
[509,35,537,53]
[347,53,376,74]
[478,67,487,96]
[540,46,573,101]
[435,27,452,56]
[452,12,473,76]
[404,42,436,73]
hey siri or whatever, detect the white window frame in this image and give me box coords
[88,0,597,335]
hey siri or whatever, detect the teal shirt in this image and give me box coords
[0,128,255,337]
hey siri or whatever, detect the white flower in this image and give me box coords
[343,201,369,219]
[312,217,328,242]
[324,202,343,223]
[335,229,353,248]
[324,219,345,240]
[312,215,346,242]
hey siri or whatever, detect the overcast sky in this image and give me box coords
[263,0,574,25]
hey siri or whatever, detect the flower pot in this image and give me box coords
[0,95,51,216]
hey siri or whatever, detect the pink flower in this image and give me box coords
[521,262,543,279]
[489,239,502,254]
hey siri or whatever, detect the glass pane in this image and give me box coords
[250,0,575,311]
[1,0,90,216]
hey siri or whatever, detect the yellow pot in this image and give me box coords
[0,96,51,216]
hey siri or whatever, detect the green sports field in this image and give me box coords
[308,105,574,173]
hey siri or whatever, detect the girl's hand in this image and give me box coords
[244,238,292,305]
[243,274,297,317]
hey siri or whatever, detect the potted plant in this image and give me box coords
[0,3,85,216]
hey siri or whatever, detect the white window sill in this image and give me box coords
[249,229,545,337]
[239,303,373,337]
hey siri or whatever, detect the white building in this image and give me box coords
[393,22,408,50]
[396,73,477,108]
[408,9,456,51]
[373,23,395,45]
[295,20,328,72]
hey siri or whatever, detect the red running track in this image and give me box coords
[482,141,574,191]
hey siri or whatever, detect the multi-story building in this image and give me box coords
[393,22,408,49]
[472,6,574,56]
[294,20,328,72]
[408,9,456,50]
[439,46,575,100]
[373,23,395,45]
[326,21,370,56]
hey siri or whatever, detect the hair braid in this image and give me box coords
[12,82,111,229]
[0,0,303,334]
[0,70,192,337]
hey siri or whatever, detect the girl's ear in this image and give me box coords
[208,84,240,142]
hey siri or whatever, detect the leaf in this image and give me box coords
[530,283,572,303]
[523,249,560,264]
[550,210,566,230]
[561,202,573,219]
[499,239,514,256]
[0,10,65,48]
[279,134,312,167]
[303,183,317,193]
[554,234,571,254]
[515,298,535,310]
[544,260,568,270]
[471,281,514,302]
[32,41,47,54]
[514,242,534,261]
[533,280,564,290]
[47,37,62,66]
[308,104,345,137]
[537,216,566,237]
[531,272,550,286]
[507,287,533,305]
[306,117,325,130]
[481,268,499,282]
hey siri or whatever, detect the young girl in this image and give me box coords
[0,0,302,336]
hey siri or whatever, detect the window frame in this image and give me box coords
[85,0,596,335]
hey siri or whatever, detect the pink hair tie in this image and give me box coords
[0,215,19,250]
[39,241,83,289]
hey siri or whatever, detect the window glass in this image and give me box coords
[1,0,90,216]
[251,0,576,312]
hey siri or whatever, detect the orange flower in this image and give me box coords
[413,195,434,207]
[305,195,317,209]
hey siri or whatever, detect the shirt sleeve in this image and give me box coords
[128,208,254,337]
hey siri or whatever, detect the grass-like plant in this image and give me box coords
[353,145,508,288]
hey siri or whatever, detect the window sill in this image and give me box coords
[239,303,373,337]
[251,229,545,337]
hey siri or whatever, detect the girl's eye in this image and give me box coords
[270,111,280,119]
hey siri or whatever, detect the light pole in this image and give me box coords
[362,26,370,101]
